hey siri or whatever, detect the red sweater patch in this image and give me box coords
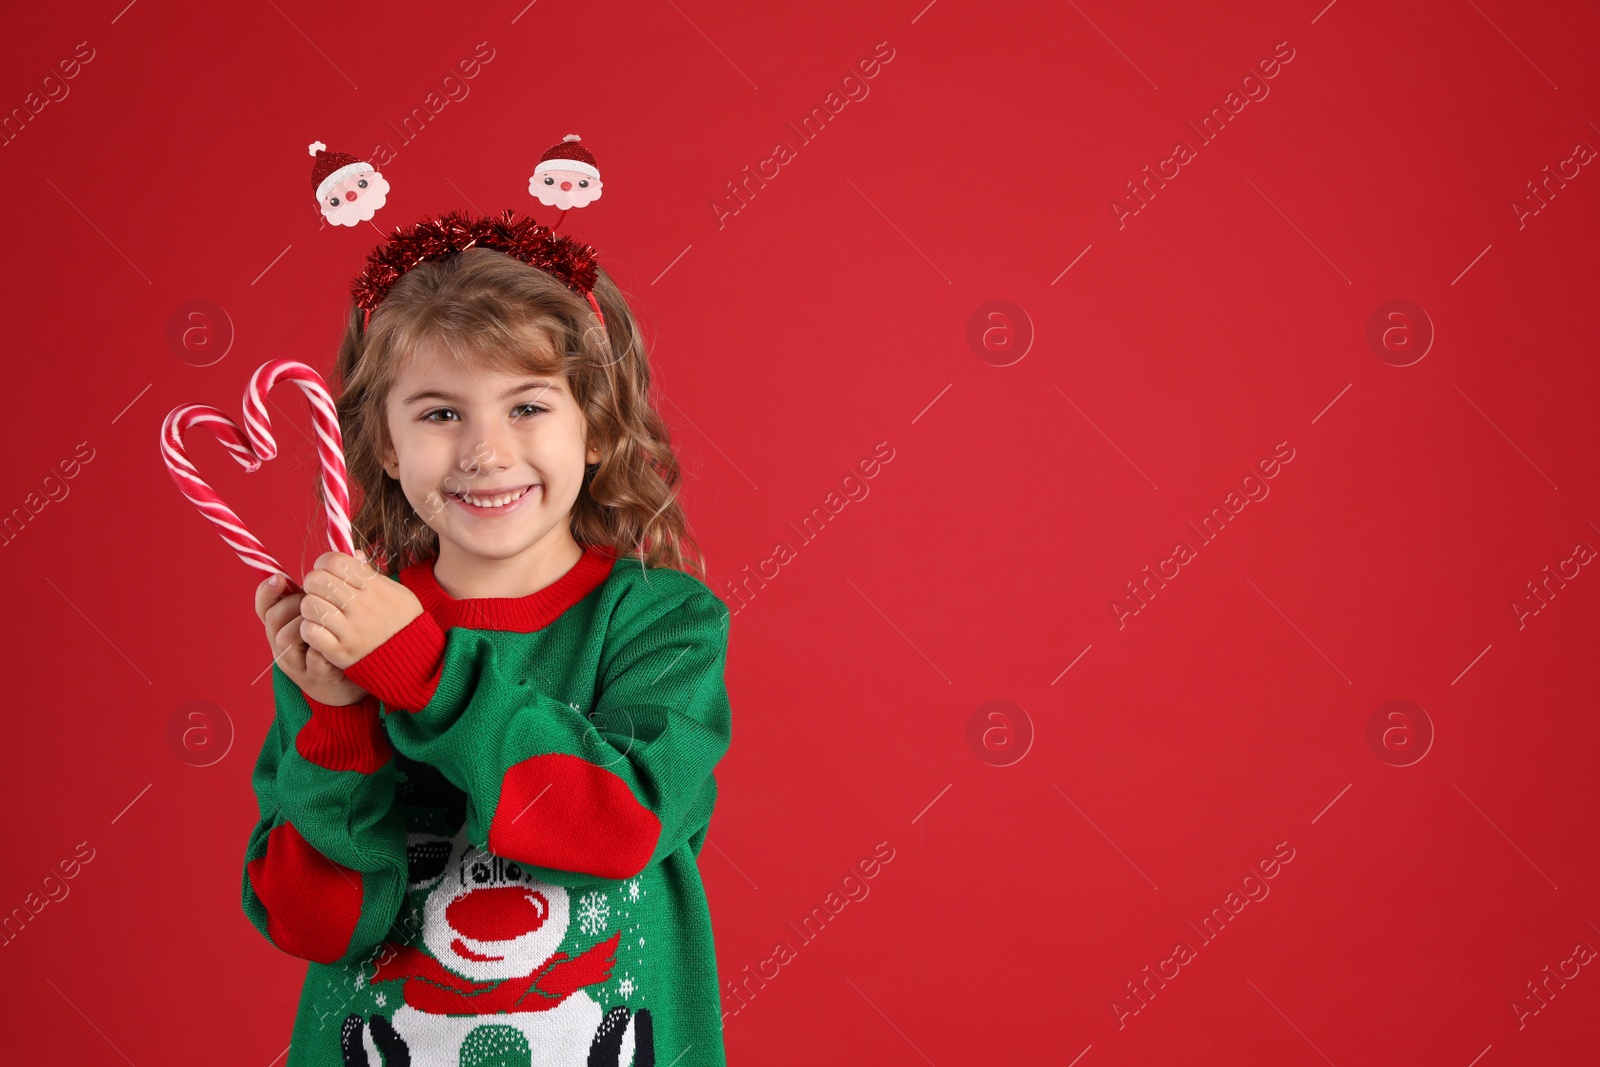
[245,820,363,964]
[491,753,661,880]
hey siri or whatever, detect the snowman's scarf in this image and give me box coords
[369,930,619,1014]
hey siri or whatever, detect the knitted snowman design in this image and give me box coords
[340,821,652,1067]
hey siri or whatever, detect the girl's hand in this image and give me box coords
[255,573,369,707]
[297,550,426,670]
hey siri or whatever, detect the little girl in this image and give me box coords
[243,229,732,1067]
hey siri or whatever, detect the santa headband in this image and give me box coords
[532,133,601,179]
[308,141,376,204]
[350,208,606,334]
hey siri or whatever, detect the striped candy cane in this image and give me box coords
[243,359,355,558]
[160,404,296,584]
[159,360,354,589]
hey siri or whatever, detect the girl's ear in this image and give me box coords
[382,444,399,477]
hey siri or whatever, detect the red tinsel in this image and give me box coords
[350,208,601,312]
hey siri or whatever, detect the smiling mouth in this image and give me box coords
[451,937,505,962]
[449,484,537,510]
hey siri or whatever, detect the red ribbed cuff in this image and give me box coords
[295,692,390,773]
[343,610,448,713]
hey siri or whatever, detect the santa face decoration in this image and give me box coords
[530,133,603,210]
[321,166,389,226]
[309,140,390,227]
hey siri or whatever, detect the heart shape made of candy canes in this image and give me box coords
[160,359,355,591]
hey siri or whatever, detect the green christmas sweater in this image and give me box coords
[241,542,733,1067]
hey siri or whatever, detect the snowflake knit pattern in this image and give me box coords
[241,542,733,1066]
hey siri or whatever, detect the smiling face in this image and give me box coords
[529,167,602,209]
[380,338,600,593]
[321,168,389,226]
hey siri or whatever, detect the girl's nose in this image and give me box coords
[468,430,516,477]
[560,180,572,191]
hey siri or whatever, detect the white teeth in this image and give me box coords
[455,486,531,508]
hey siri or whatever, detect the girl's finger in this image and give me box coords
[300,593,346,642]
[254,574,289,623]
[274,611,303,647]
[306,646,342,680]
[299,592,330,622]
[273,616,308,678]
[300,616,337,659]
[302,567,360,608]
[329,553,371,591]
[304,645,329,678]
[264,592,306,636]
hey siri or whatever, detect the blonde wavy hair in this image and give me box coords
[320,246,707,582]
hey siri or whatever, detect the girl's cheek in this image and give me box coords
[418,489,450,518]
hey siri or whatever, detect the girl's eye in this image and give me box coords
[421,404,546,422]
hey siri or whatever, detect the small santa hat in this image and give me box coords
[533,134,600,179]
[309,141,373,202]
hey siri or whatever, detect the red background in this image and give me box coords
[2,0,1598,1063]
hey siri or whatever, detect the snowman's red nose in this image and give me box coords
[447,886,549,942]
[344,190,357,201]
[560,180,572,191]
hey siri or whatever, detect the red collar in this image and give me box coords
[398,543,618,632]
